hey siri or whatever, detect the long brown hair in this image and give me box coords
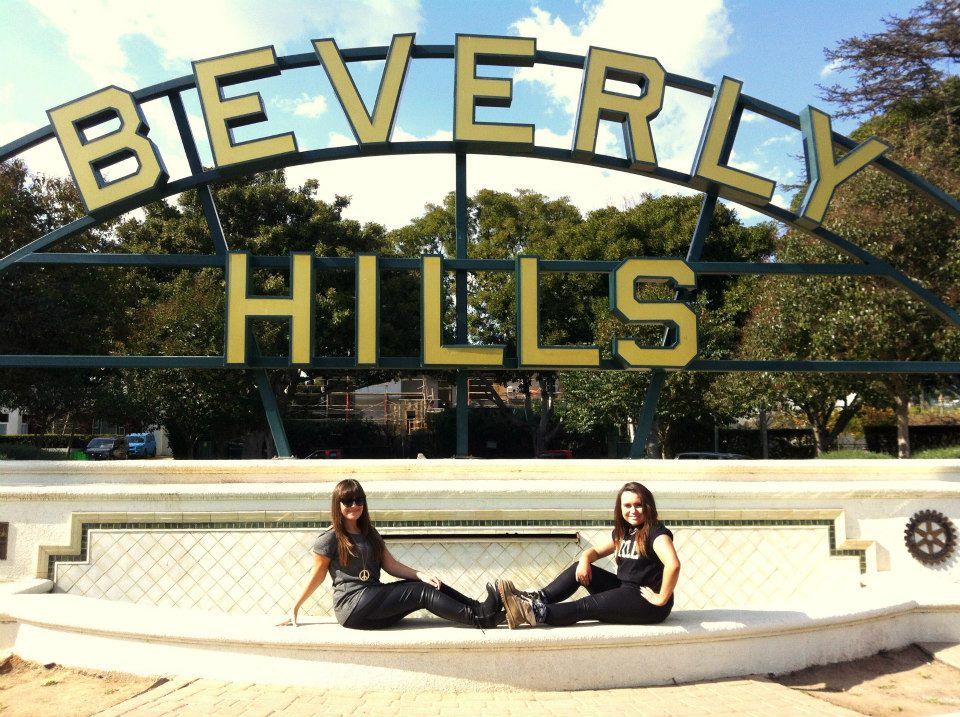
[612,482,658,561]
[330,479,385,565]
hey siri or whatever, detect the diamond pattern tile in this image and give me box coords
[51,524,862,615]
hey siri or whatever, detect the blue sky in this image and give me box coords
[1,0,919,229]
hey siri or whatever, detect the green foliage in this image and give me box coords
[106,170,395,457]
[0,160,127,435]
[817,449,891,459]
[819,0,960,121]
[911,445,960,458]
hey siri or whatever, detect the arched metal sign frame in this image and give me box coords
[2,42,959,457]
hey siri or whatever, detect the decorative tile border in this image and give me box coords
[38,509,867,579]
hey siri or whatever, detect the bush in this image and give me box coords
[0,444,64,460]
[817,449,890,459]
[671,427,817,459]
[864,424,960,455]
[0,434,94,450]
[285,419,399,458]
[911,445,960,459]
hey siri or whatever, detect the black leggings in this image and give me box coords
[539,563,672,626]
[342,581,479,630]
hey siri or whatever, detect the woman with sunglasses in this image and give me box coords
[497,481,679,628]
[280,479,502,630]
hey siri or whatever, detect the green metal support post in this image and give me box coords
[455,152,470,457]
[172,92,292,458]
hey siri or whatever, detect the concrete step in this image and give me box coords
[1,579,957,692]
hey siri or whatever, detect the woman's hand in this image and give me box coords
[639,585,670,606]
[416,571,442,589]
[575,556,593,586]
[277,607,300,626]
[642,534,681,607]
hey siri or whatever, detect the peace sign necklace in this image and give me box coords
[357,540,370,581]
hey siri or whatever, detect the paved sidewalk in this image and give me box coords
[91,676,864,717]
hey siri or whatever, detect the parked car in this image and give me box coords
[305,448,343,459]
[84,436,128,460]
[539,449,573,459]
[126,432,157,458]
[674,452,751,460]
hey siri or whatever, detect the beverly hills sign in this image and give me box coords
[11,33,912,372]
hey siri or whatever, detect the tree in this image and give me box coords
[819,77,960,456]
[557,196,777,457]
[820,0,960,126]
[113,170,393,457]
[0,160,128,439]
[388,189,590,456]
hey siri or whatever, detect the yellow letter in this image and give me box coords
[313,34,413,145]
[691,77,775,205]
[421,256,504,366]
[356,254,379,366]
[194,47,298,167]
[516,256,600,368]
[454,35,535,146]
[225,252,313,365]
[610,259,698,368]
[573,47,665,170]
[797,107,889,228]
[47,86,168,214]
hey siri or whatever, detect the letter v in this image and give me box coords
[313,33,414,145]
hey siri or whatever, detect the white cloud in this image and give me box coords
[326,131,355,148]
[760,133,796,148]
[508,0,730,183]
[820,59,841,78]
[0,121,70,179]
[512,0,731,115]
[286,122,692,230]
[293,95,328,119]
[273,93,329,119]
[27,0,423,89]
[771,192,790,209]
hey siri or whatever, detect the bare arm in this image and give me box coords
[575,537,616,586]
[639,534,680,607]
[278,552,330,625]
[381,546,441,588]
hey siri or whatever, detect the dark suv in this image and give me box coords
[84,436,128,460]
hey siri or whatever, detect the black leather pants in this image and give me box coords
[539,563,672,626]
[343,580,496,630]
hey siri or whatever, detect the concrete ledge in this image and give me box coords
[4,457,960,486]
[2,584,958,691]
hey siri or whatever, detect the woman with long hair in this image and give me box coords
[279,479,502,630]
[497,481,680,628]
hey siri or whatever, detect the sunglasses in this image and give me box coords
[340,496,365,507]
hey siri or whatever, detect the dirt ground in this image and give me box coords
[2,644,960,716]
[772,644,960,717]
[0,654,158,717]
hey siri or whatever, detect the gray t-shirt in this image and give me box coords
[312,529,382,623]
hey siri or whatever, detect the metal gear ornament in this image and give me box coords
[904,509,956,565]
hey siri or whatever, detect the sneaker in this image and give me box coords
[517,595,547,626]
[496,579,525,630]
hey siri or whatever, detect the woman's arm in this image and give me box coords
[575,538,616,585]
[639,534,680,607]
[381,546,441,588]
[278,552,331,625]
